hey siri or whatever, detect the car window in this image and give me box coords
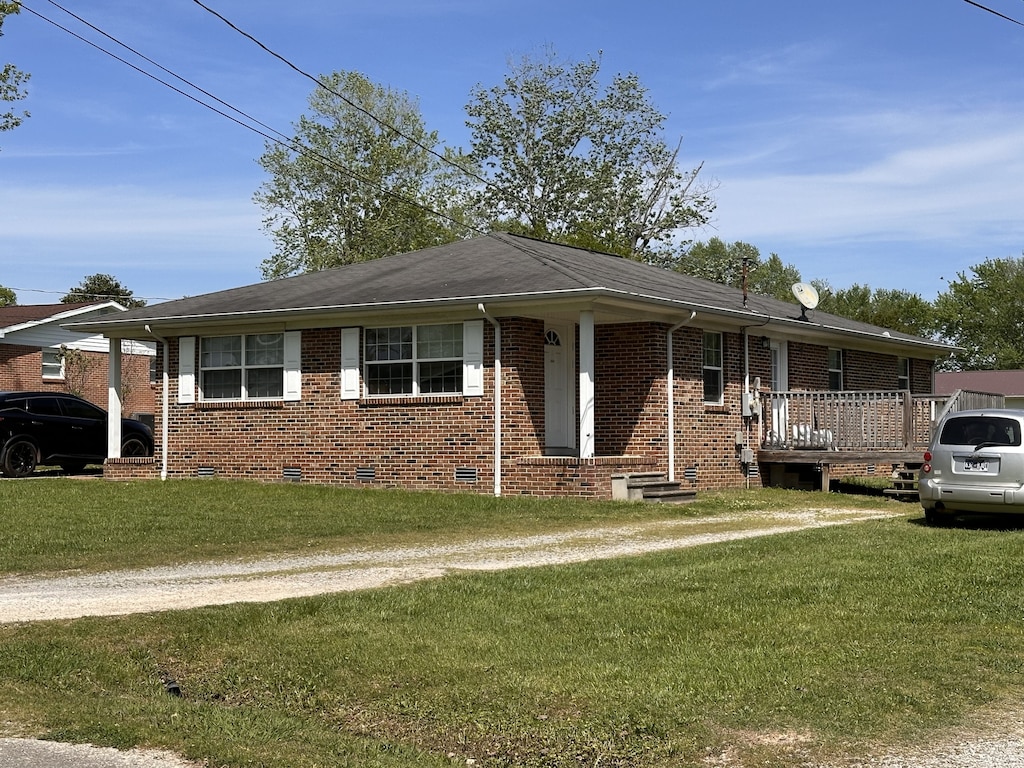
[940,417,1022,446]
[25,397,62,416]
[0,397,27,412]
[58,398,105,420]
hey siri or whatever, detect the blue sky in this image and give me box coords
[2,0,1023,306]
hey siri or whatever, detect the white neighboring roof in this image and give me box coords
[0,302,153,355]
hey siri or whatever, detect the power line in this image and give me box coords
[188,0,518,207]
[19,1,485,237]
[962,0,1024,26]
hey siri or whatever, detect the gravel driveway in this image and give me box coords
[1,506,1018,767]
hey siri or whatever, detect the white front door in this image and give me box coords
[770,340,789,444]
[544,325,575,454]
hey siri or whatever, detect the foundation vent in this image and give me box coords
[356,466,376,482]
[746,463,760,478]
[282,467,302,482]
[455,467,478,483]
[196,466,217,478]
[683,465,698,482]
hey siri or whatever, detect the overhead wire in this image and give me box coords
[962,0,1024,26]
[18,0,487,237]
[188,0,521,210]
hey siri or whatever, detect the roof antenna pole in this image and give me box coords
[741,257,749,308]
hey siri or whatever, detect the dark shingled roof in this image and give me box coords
[69,233,949,352]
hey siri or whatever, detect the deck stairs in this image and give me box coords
[884,463,922,501]
[611,472,698,504]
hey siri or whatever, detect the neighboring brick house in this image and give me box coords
[0,302,156,420]
[68,234,953,498]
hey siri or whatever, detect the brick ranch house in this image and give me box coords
[0,302,156,420]
[68,233,953,498]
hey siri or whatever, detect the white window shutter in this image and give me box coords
[283,330,302,401]
[340,327,361,400]
[178,336,196,404]
[463,319,484,397]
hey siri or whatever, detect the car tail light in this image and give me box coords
[923,451,932,462]
[922,463,932,474]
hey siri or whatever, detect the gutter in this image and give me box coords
[667,311,698,482]
[145,325,170,481]
[478,304,502,497]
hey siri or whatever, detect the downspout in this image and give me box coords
[145,325,170,481]
[667,311,698,482]
[478,305,502,497]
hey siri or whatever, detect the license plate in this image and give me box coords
[963,459,989,472]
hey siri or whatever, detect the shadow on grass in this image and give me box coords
[909,511,1024,532]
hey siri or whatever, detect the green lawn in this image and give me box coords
[1,480,1023,767]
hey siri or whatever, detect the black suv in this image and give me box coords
[0,391,153,477]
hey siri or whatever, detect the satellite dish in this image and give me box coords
[792,282,819,320]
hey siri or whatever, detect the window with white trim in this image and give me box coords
[897,357,910,391]
[200,333,284,400]
[41,348,64,379]
[365,323,464,396]
[702,331,723,404]
[828,348,844,390]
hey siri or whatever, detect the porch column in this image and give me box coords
[579,310,595,458]
[107,338,123,459]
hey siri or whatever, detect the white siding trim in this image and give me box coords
[283,330,302,401]
[463,319,484,397]
[178,336,196,404]
[340,327,361,400]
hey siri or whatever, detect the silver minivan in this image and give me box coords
[919,409,1024,524]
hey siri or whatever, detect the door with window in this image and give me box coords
[769,340,789,445]
[544,325,576,455]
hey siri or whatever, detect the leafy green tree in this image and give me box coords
[676,238,802,301]
[256,70,470,279]
[749,253,803,302]
[934,255,1024,370]
[465,49,714,262]
[818,284,936,337]
[0,2,29,144]
[0,285,15,306]
[62,274,146,308]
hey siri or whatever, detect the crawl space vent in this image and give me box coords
[282,467,302,482]
[683,465,698,482]
[455,467,478,483]
[356,467,376,482]
[745,463,760,479]
[196,466,216,478]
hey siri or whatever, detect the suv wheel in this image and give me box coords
[121,436,150,457]
[1,438,38,478]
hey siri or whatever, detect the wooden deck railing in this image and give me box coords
[760,389,1004,452]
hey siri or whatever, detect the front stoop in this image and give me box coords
[611,472,698,504]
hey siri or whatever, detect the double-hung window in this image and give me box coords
[828,348,844,391]
[41,348,64,379]
[365,323,463,396]
[702,331,724,404]
[200,333,284,400]
[897,357,910,391]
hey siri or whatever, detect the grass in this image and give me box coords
[2,480,1023,766]
[0,478,893,576]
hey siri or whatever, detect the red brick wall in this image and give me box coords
[0,343,155,416]
[118,321,938,497]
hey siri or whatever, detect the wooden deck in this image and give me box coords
[755,388,1005,491]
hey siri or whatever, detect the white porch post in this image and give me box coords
[107,338,123,459]
[579,310,595,459]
